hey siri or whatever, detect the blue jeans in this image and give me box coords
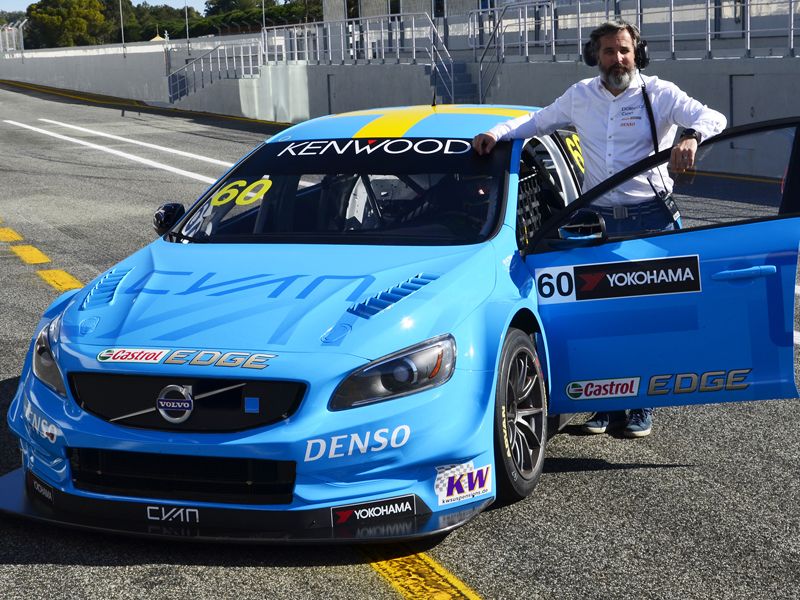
[594,197,680,235]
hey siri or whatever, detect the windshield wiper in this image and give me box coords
[168,231,207,243]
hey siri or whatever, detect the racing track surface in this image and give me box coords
[1,83,800,600]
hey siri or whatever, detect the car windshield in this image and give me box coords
[176,138,510,245]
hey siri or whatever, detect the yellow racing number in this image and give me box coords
[210,179,273,206]
[564,134,585,173]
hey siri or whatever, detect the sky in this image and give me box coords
[2,0,208,15]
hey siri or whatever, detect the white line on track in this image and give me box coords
[796,285,800,296]
[795,331,800,345]
[4,120,216,184]
[38,118,234,168]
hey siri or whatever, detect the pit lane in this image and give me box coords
[1,83,800,600]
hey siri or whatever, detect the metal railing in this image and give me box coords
[167,40,262,103]
[261,13,449,65]
[166,13,455,103]
[259,13,454,101]
[0,20,27,56]
[469,0,800,63]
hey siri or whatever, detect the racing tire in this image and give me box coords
[493,328,548,502]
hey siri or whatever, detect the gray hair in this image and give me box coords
[589,20,642,57]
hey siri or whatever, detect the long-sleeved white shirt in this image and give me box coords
[487,71,727,206]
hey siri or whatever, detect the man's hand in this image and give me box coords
[472,132,497,155]
[669,138,698,173]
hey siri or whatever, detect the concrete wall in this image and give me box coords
[0,44,170,103]
[171,62,433,122]
[479,57,800,125]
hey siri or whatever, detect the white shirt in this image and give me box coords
[487,71,727,206]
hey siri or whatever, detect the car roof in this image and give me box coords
[268,104,539,142]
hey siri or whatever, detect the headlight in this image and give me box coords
[32,315,67,397]
[330,334,456,410]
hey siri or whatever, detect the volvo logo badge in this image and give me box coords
[156,384,194,424]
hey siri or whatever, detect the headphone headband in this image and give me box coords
[582,21,649,70]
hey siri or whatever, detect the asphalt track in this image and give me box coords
[1,83,800,599]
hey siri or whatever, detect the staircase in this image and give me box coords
[427,60,478,104]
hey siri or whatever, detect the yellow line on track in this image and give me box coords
[362,546,482,599]
[0,227,23,242]
[37,270,83,292]
[10,244,51,265]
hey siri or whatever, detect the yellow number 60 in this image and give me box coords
[565,134,585,173]
[210,179,273,206]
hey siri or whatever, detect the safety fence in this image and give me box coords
[167,41,262,103]
[472,0,799,102]
[260,13,454,101]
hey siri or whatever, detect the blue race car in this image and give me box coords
[3,106,799,542]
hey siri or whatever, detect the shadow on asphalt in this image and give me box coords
[0,80,288,138]
[0,377,20,476]
[0,511,448,566]
[543,456,693,474]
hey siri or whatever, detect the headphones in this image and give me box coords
[582,22,650,70]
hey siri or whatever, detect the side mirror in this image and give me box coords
[556,208,607,245]
[153,203,185,236]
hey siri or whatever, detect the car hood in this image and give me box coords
[60,239,497,360]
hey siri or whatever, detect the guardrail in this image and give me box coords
[469,0,800,63]
[260,13,454,102]
[167,40,262,103]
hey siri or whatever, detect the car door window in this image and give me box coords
[532,122,800,250]
[515,137,572,250]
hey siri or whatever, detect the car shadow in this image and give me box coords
[0,80,288,137]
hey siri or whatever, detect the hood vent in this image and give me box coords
[347,273,439,319]
[80,269,131,311]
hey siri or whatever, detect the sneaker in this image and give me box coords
[624,408,654,438]
[582,412,611,434]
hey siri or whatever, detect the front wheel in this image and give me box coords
[494,328,548,502]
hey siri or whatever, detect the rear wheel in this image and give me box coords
[494,328,548,501]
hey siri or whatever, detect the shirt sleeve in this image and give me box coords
[486,87,575,141]
[655,80,727,141]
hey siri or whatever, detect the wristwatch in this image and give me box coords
[680,128,702,143]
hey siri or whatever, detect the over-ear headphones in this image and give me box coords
[582,22,649,70]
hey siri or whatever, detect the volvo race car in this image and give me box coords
[3,106,800,542]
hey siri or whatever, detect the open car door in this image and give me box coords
[524,119,800,415]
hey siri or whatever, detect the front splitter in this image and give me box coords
[0,469,490,544]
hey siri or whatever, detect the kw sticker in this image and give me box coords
[434,462,491,506]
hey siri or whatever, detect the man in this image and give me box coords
[473,20,726,437]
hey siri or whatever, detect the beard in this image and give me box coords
[600,63,634,91]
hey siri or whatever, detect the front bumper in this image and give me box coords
[0,469,490,543]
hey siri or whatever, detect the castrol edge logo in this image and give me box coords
[566,377,641,400]
[276,138,472,157]
[97,348,169,363]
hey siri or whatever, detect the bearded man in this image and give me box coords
[472,20,727,438]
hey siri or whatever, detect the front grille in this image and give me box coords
[69,448,295,504]
[69,373,305,432]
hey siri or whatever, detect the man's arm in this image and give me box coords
[660,82,727,172]
[472,88,575,155]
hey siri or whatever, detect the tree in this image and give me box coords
[99,0,142,43]
[0,11,26,26]
[205,0,258,18]
[26,0,107,48]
